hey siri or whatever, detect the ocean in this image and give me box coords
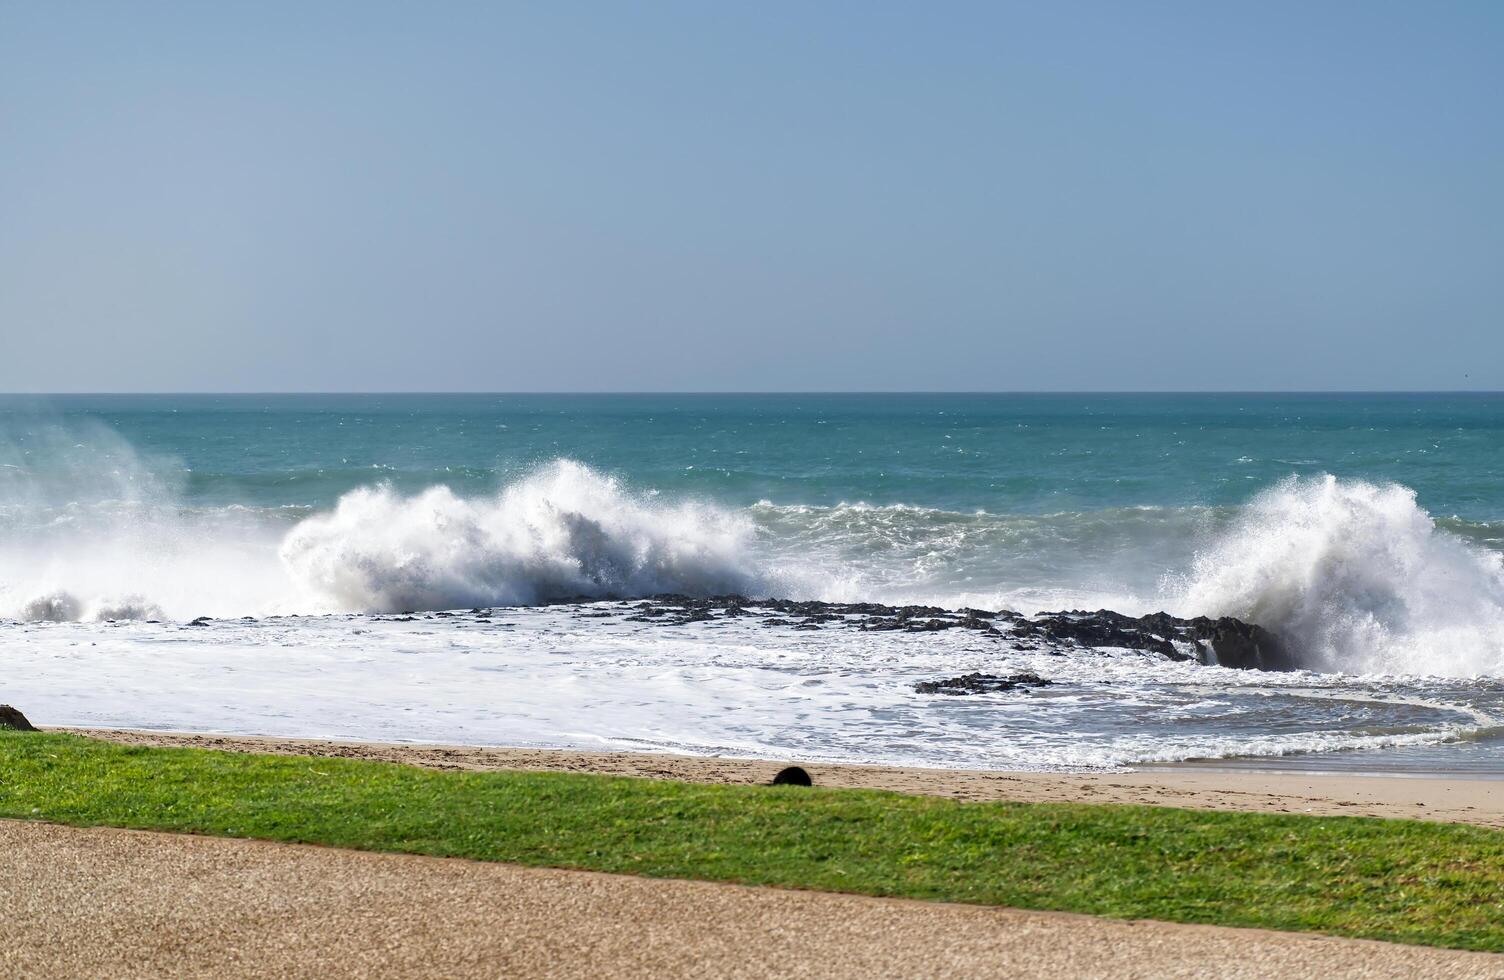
[3,392,1503,771]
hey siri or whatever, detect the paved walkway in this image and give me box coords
[3,820,1500,979]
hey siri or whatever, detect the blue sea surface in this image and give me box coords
[3,392,1502,518]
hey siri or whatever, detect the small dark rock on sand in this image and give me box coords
[771,766,813,786]
[0,705,37,731]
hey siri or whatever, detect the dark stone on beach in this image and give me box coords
[0,705,37,731]
[771,766,813,786]
[188,616,212,626]
[915,672,1054,695]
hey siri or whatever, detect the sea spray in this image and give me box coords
[0,419,292,621]
[279,459,766,611]
[1175,475,1504,676]
[19,592,82,623]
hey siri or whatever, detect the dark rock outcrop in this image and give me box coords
[771,765,813,786]
[536,594,1301,672]
[1181,616,1299,671]
[914,672,1054,695]
[0,705,37,731]
[1019,609,1297,671]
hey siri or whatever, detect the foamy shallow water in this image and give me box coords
[8,603,1502,772]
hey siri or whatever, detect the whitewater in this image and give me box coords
[4,393,1504,771]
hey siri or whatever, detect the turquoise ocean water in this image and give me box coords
[6,392,1503,515]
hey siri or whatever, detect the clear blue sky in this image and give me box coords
[2,1,1500,391]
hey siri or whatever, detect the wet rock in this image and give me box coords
[668,608,715,625]
[1183,617,1299,671]
[914,672,1054,695]
[562,594,1299,672]
[1028,610,1185,659]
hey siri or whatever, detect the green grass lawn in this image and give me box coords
[2,731,1502,952]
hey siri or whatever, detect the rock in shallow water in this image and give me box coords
[555,595,1300,672]
[914,672,1054,695]
[1026,609,1298,671]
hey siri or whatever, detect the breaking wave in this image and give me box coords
[280,460,768,611]
[1175,476,1504,677]
[4,422,1504,680]
[20,592,83,623]
[16,592,167,623]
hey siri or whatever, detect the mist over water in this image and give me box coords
[0,420,292,620]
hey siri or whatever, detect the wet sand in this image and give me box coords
[64,727,1504,828]
[5,818,1500,979]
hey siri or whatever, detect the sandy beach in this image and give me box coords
[64,727,1504,829]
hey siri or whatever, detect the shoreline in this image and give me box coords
[59,726,1504,829]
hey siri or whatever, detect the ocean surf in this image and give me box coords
[3,393,1503,771]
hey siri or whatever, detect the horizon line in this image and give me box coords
[1,389,1502,398]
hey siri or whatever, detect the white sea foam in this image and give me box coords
[1174,475,1504,677]
[3,606,1496,770]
